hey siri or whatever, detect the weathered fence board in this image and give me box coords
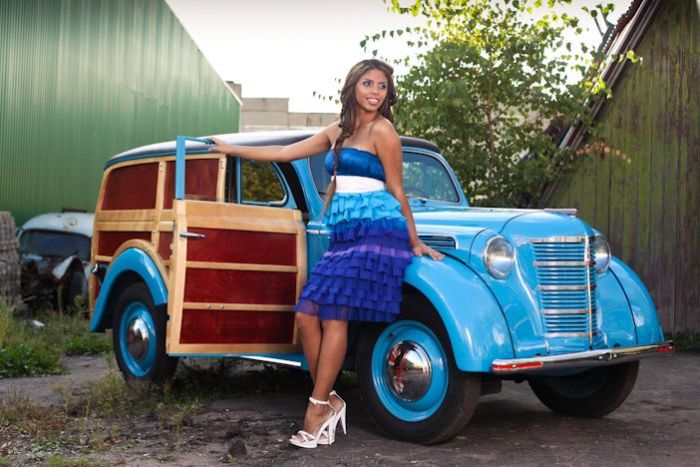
[545,0,700,333]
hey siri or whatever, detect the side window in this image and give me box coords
[241,159,286,204]
[402,152,460,202]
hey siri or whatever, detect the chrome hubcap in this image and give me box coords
[126,317,149,361]
[385,341,432,401]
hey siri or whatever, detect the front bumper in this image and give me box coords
[491,341,675,374]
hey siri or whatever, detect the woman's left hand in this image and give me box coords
[412,242,445,261]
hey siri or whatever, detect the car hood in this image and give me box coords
[413,205,595,263]
[413,205,534,232]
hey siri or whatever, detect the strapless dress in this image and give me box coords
[293,147,413,322]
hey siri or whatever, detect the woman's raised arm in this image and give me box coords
[208,123,338,162]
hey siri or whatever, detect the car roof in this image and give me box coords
[21,212,94,238]
[107,130,441,169]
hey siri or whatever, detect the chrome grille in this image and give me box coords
[531,237,597,341]
[419,235,456,250]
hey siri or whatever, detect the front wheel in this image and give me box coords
[528,361,639,417]
[356,300,481,444]
[112,282,178,383]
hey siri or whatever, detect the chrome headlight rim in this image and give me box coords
[593,235,611,273]
[483,236,515,279]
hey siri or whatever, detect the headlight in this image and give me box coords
[484,236,515,279]
[593,235,610,273]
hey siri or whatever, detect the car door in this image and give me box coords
[166,147,305,355]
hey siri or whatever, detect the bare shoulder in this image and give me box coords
[371,117,397,136]
[323,120,342,146]
[371,117,400,152]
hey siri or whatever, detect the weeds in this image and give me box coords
[0,303,12,348]
[0,387,68,458]
[673,329,700,352]
[0,298,111,378]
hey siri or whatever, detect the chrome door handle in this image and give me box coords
[179,231,206,239]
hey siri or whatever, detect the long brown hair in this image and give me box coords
[322,59,397,216]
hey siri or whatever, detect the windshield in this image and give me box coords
[19,230,91,261]
[309,150,460,203]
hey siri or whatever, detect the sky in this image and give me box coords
[165,0,633,114]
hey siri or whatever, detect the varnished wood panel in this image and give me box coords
[159,232,173,260]
[184,269,297,304]
[97,231,150,256]
[179,309,295,344]
[102,163,158,210]
[186,228,296,265]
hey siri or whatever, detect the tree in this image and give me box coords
[363,0,634,207]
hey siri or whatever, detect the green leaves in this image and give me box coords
[368,0,633,207]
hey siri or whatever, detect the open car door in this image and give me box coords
[166,137,305,356]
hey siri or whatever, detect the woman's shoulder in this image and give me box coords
[370,117,400,150]
[323,120,342,146]
[370,117,398,139]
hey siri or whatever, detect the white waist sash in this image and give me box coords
[335,175,385,193]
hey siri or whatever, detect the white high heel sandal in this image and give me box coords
[289,397,336,449]
[331,390,347,435]
[318,390,347,445]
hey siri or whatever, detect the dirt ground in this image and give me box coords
[1,352,698,466]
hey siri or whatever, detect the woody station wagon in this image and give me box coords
[89,131,673,444]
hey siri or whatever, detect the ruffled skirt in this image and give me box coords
[294,189,413,322]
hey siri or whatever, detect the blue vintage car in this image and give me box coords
[89,131,673,444]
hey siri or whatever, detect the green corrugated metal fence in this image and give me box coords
[545,0,700,333]
[0,0,240,224]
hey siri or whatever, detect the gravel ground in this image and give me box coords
[0,352,697,466]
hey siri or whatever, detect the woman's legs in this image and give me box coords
[293,314,348,440]
[312,319,348,399]
[295,313,322,382]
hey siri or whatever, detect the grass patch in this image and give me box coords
[0,299,112,379]
[0,345,62,378]
[673,329,700,352]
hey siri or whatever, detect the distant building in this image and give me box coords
[542,0,700,333]
[228,82,338,132]
[0,0,241,224]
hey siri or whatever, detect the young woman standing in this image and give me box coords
[208,59,444,448]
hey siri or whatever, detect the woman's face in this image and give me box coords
[354,69,389,113]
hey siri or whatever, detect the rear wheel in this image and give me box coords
[356,299,481,444]
[528,361,639,417]
[112,283,178,383]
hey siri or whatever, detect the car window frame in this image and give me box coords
[226,155,292,208]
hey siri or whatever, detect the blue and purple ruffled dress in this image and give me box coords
[294,147,413,322]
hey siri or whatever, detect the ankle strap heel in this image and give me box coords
[308,396,332,406]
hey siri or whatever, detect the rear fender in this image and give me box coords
[89,247,168,332]
[403,256,514,372]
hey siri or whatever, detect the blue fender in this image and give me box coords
[403,256,514,372]
[608,257,665,345]
[90,248,168,332]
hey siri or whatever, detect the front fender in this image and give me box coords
[609,257,665,345]
[89,248,168,332]
[403,256,514,372]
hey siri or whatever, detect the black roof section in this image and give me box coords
[107,130,441,168]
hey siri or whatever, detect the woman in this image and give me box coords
[208,59,444,448]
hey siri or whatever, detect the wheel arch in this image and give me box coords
[90,247,168,332]
[401,256,515,372]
